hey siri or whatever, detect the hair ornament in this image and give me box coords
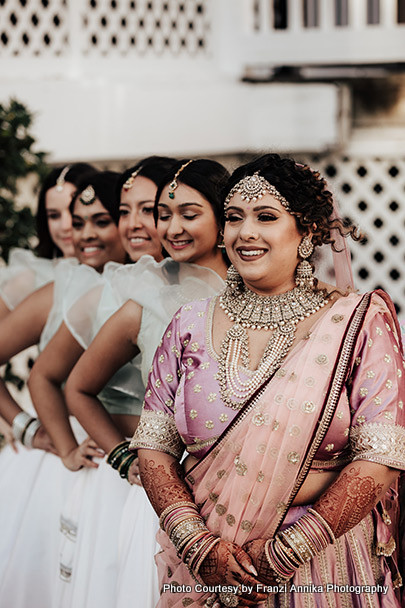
[224,171,291,212]
[55,165,71,192]
[168,160,193,199]
[79,185,96,205]
[122,166,143,191]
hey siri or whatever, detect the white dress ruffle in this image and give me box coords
[0,248,56,310]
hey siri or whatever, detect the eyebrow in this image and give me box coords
[158,202,203,209]
[226,204,280,212]
[119,199,155,206]
[72,212,111,219]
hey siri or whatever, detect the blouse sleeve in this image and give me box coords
[130,310,185,460]
[348,293,405,469]
[0,249,55,310]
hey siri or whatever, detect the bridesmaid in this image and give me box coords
[64,159,229,608]
[0,170,127,608]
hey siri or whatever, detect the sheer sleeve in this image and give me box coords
[348,292,405,469]
[0,249,55,310]
[130,310,185,460]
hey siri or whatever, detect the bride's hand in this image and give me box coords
[242,539,280,586]
[199,539,267,606]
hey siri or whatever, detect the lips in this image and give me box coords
[129,237,150,244]
[167,239,192,250]
[80,245,103,255]
[236,247,267,259]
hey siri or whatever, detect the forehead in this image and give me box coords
[227,191,290,214]
[72,197,108,217]
[159,182,210,209]
[120,176,156,204]
[45,183,76,209]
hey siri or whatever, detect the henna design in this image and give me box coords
[139,457,193,514]
[243,540,277,586]
[313,466,384,538]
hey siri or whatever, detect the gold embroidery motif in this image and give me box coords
[207,392,217,402]
[386,379,393,389]
[219,413,228,423]
[197,311,205,317]
[350,422,405,467]
[385,322,392,332]
[189,410,197,419]
[337,411,343,419]
[186,436,218,453]
[289,425,300,437]
[384,354,392,363]
[359,387,368,397]
[332,314,344,323]
[165,399,173,408]
[373,396,382,405]
[193,384,202,393]
[166,330,172,338]
[399,401,404,410]
[171,345,180,357]
[325,443,334,451]
[302,401,315,413]
[216,504,227,516]
[130,410,184,459]
[158,354,164,363]
[183,338,189,346]
[241,520,253,532]
[155,379,162,388]
[366,370,375,378]
[397,369,402,378]
[272,420,280,430]
[175,313,181,319]
[186,357,193,366]
[275,368,287,378]
[205,420,214,429]
[165,374,173,383]
[226,514,235,526]
[384,412,393,420]
[355,357,361,366]
[200,362,210,369]
[187,371,195,380]
[234,455,248,476]
[316,354,329,365]
[257,471,265,482]
[190,342,199,352]
[376,327,383,335]
[145,389,151,398]
[368,338,373,347]
[217,470,226,479]
[357,415,366,423]
[184,305,192,311]
[287,451,299,464]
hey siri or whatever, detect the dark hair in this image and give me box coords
[116,156,178,204]
[70,171,121,224]
[222,153,359,250]
[36,163,97,258]
[154,159,230,227]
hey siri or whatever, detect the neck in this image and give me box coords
[194,250,228,280]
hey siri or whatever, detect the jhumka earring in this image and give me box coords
[217,231,225,249]
[295,235,315,289]
[79,185,96,205]
[168,160,193,199]
[55,165,71,192]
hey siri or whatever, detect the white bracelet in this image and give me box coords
[11,411,33,442]
[22,419,42,448]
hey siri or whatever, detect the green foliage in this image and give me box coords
[0,99,48,262]
[0,99,49,390]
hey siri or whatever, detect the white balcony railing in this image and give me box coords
[219,0,405,75]
[1,1,405,79]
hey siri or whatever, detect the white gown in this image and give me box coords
[0,258,79,608]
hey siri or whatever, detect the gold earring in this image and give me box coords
[295,235,314,289]
[217,231,225,249]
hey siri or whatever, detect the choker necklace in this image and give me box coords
[217,266,328,409]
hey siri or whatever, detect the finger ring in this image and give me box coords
[218,592,239,607]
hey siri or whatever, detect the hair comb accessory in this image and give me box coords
[168,160,193,199]
[122,166,143,191]
[56,165,71,192]
[79,185,96,205]
[224,171,291,212]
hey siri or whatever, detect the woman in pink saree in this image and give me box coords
[131,154,405,608]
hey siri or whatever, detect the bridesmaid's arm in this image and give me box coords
[65,300,142,453]
[0,283,53,425]
[0,297,10,321]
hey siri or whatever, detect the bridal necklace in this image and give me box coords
[217,266,328,409]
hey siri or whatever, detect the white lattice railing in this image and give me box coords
[1,0,405,78]
[303,155,405,313]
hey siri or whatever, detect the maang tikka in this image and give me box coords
[295,235,314,289]
[55,165,71,192]
[122,166,143,191]
[79,185,96,205]
[168,160,193,199]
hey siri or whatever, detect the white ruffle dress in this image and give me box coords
[0,248,56,310]
[0,258,79,608]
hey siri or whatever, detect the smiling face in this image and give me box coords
[223,192,304,295]
[45,184,76,257]
[156,182,220,266]
[72,196,126,271]
[118,176,162,262]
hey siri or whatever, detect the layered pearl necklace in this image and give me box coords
[217,266,328,409]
